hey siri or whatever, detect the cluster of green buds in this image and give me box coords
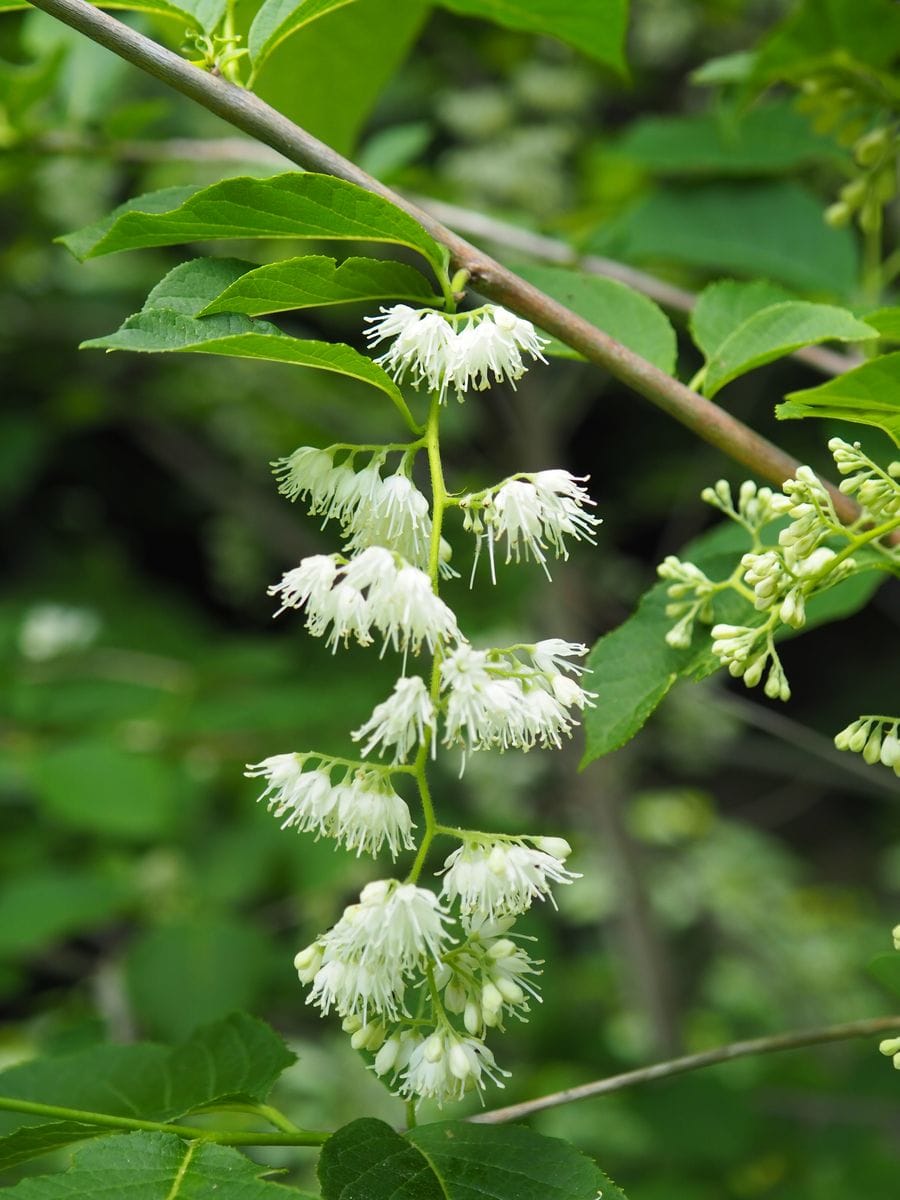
[878,926,900,1069]
[657,440,900,763]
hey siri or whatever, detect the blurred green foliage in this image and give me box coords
[1,0,899,1195]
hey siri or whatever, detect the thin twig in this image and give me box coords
[21,0,866,525]
[469,1015,900,1124]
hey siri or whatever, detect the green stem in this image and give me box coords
[0,1095,329,1147]
[186,1101,301,1134]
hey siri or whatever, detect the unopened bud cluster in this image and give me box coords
[246,300,595,1105]
[878,927,900,1070]
[834,716,900,777]
[657,441,899,761]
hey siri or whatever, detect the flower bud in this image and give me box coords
[374,1035,400,1076]
[878,1036,900,1057]
[464,1001,482,1035]
[481,981,504,1015]
[294,943,324,982]
[424,1033,444,1063]
[496,977,525,1005]
[535,836,572,861]
[449,1041,473,1081]
[487,938,517,960]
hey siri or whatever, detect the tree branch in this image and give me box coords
[23,0,863,523]
[469,1015,900,1124]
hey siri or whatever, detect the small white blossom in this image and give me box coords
[246,754,337,837]
[352,675,437,762]
[439,915,542,1034]
[365,306,457,397]
[448,307,548,395]
[439,838,580,918]
[398,1028,509,1103]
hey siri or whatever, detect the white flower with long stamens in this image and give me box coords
[529,639,590,677]
[272,446,337,507]
[352,675,436,762]
[343,471,433,568]
[245,755,337,837]
[268,555,340,617]
[369,563,461,657]
[449,308,548,395]
[398,1028,509,1103]
[365,306,457,397]
[439,837,579,918]
[332,772,416,858]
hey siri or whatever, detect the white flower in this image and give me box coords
[246,754,337,837]
[364,303,548,403]
[439,917,543,1034]
[268,555,340,618]
[439,838,580,918]
[332,772,416,858]
[465,470,600,581]
[529,639,590,676]
[343,471,434,570]
[302,880,453,1021]
[369,563,461,656]
[398,1029,508,1103]
[273,446,338,507]
[352,675,436,762]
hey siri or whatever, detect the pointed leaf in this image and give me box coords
[0,0,205,24]
[0,1123,111,1173]
[690,279,796,361]
[438,0,630,75]
[703,302,875,397]
[516,264,677,375]
[318,1117,626,1200]
[59,173,449,278]
[0,1013,295,1136]
[249,0,361,69]
[82,309,408,410]
[863,307,900,343]
[776,351,900,446]
[201,255,438,316]
[4,1131,304,1198]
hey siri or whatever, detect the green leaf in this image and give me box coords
[776,352,900,446]
[754,0,900,82]
[581,523,886,764]
[0,870,130,957]
[587,181,858,298]
[125,920,273,1041]
[438,0,630,75]
[4,1131,304,1198]
[59,173,449,278]
[702,302,875,397]
[0,0,206,24]
[691,279,796,361]
[863,307,900,343]
[28,740,183,840]
[249,0,359,69]
[516,264,677,375]
[616,101,843,176]
[869,953,900,999]
[80,260,410,414]
[201,255,439,317]
[250,0,428,156]
[319,1117,626,1200]
[0,1013,295,1163]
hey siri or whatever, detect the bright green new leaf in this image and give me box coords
[319,1118,627,1200]
[201,255,439,316]
[3,1132,305,1198]
[616,101,843,176]
[248,0,361,70]
[691,279,796,361]
[59,173,449,278]
[581,524,886,764]
[587,181,858,297]
[863,307,900,343]
[702,302,875,397]
[438,0,630,75]
[776,352,900,446]
[516,264,677,375]
[0,1012,294,1143]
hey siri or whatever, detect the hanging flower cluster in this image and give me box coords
[246,300,598,1106]
[655,438,900,769]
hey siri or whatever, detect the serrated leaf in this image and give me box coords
[0,1123,114,1173]
[438,0,630,74]
[318,1117,625,1200]
[616,101,843,176]
[59,173,448,278]
[4,1131,303,1198]
[201,255,438,316]
[776,352,900,446]
[691,279,796,361]
[82,307,408,411]
[587,181,858,297]
[516,264,677,375]
[249,0,359,70]
[0,1013,294,1139]
[702,302,875,397]
[581,523,886,764]
[869,953,900,999]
